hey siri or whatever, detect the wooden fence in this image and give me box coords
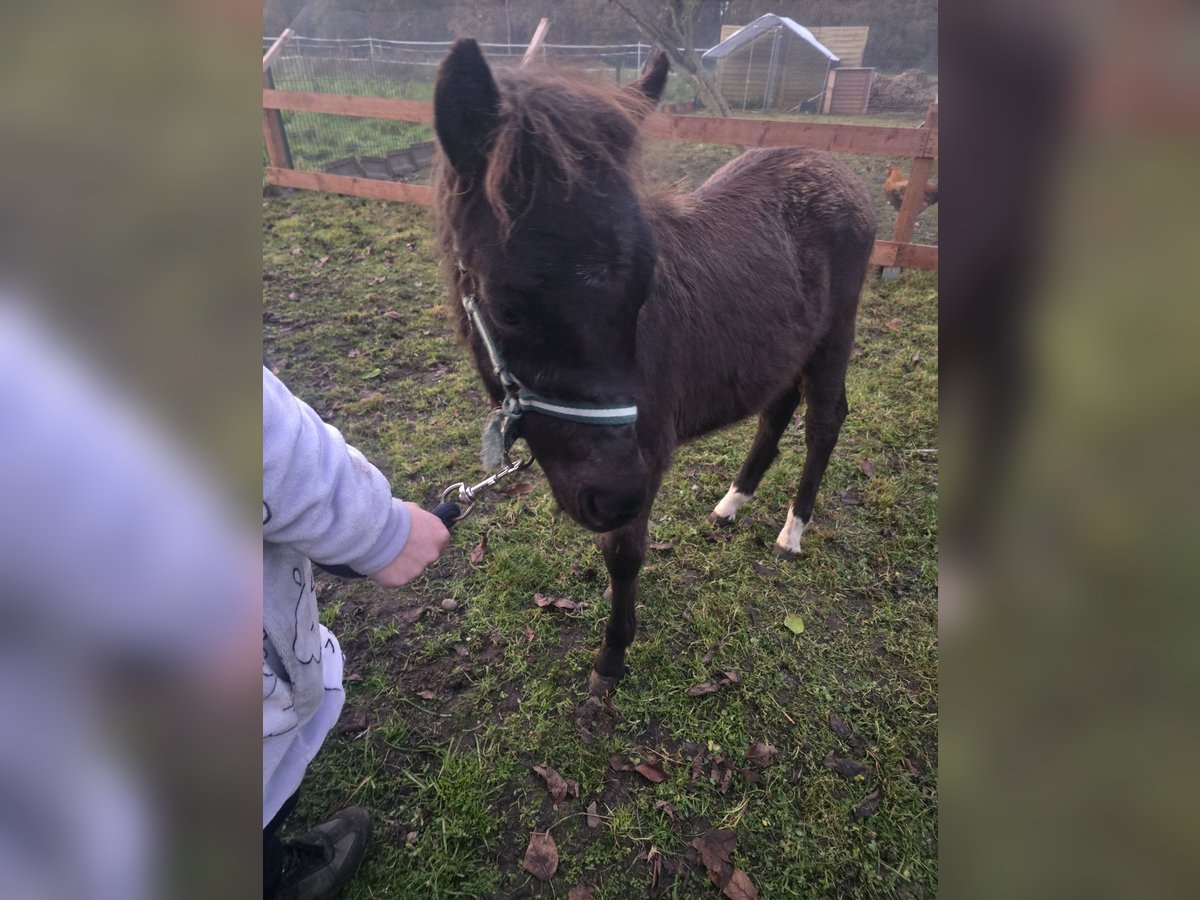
[262,59,937,271]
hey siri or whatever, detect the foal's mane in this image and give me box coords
[440,65,654,233]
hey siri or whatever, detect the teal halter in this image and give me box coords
[461,292,639,430]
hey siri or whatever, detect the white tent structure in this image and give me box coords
[703,14,840,113]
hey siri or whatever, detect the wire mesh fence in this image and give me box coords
[263,36,691,178]
[263,15,935,246]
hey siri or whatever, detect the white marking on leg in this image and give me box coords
[712,484,753,522]
[774,504,808,555]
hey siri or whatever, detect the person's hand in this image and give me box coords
[369,502,450,587]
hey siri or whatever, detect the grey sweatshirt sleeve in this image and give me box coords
[262,367,411,575]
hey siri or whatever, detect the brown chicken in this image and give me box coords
[884,163,938,213]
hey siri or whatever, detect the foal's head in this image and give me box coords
[434,40,669,532]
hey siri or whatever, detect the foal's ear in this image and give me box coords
[626,51,670,107]
[434,39,501,181]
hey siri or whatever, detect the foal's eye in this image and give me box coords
[488,303,523,329]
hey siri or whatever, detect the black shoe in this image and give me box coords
[274,807,372,900]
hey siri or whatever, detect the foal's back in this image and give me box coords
[696,146,875,309]
[641,147,875,440]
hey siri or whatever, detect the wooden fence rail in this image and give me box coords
[261,89,938,271]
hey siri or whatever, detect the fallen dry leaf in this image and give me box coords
[851,343,865,357]
[532,764,579,804]
[521,831,558,881]
[398,606,426,626]
[634,762,667,783]
[523,624,536,643]
[722,867,759,900]
[688,671,740,697]
[829,713,853,741]
[568,888,595,900]
[839,489,863,506]
[405,831,418,847]
[829,714,867,754]
[854,789,882,818]
[884,317,902,331]
[648,541,673,551]
[646,846,662,892]
[415,689,437,701]
[337,708,367,736]
[715,763,734,794]
[382,309,403,320]
[314,255,330,268]
[746,742,778,769]
[858,459,875,477]
[609,754,633,772]
[741,767,761,784]
[533,593,586,611]
[653,799,677,818]
[823,752,868,780]
[693,829,737,885]
[586,800,600,828]
[904,756,925,777]
[690,746,707,782]
[701,643,719,665]
[469,535,488,565]
[694,829,758,899]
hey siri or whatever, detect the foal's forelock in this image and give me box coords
[445,69,653,234]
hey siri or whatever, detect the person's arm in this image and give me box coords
[262,367,447,582]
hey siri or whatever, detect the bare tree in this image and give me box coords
[609,0,734,116]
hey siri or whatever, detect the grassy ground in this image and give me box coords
[263,188,937,898]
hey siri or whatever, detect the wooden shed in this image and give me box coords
[806,26,871,68]
[704,14,839,113]
[822,67,876,115]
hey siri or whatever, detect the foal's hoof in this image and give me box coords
[602,584,613,602]
[587,670,621,697]
[707,511,735,527]
[773,542,801,560]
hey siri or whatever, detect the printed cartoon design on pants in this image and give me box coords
[291,564,321,666]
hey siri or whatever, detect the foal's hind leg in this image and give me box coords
[590,513,649,694]
[709,386,802,525]
[776,359,850,557]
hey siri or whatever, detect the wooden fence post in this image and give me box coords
[522,19,551,67]
[891,102,938,247]
[262,30,295,171]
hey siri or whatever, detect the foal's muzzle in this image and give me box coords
[578,482,648,532]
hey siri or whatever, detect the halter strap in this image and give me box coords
[460,292,638,427]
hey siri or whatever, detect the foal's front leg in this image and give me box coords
[589,514,648,694]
